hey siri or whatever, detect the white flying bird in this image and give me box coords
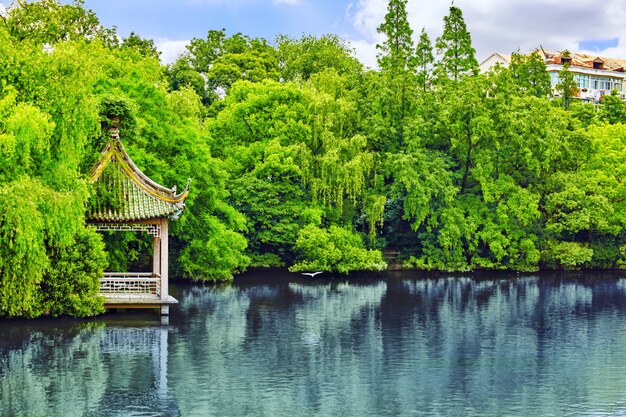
[301,271,324,277]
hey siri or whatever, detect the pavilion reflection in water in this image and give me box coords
[0,320,179,416]
[97,325,178,415]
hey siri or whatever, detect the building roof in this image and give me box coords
[478,53,512,73]
[87,128,190,222]
[480,50,626,75]
[540,50,626,72]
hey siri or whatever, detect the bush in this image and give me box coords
[289,225,387,273]
[41,227,107,317]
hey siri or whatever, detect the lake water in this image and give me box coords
[2,271,626,416]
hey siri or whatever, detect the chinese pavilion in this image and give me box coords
[87,121,190,315]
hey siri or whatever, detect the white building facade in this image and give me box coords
[480,50,626,102]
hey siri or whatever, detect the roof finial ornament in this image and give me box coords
[108,115,121,140]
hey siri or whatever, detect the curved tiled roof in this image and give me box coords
[87,128,190,222]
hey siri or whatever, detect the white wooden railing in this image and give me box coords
[99,272,161,296]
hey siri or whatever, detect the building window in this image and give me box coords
[589,76,614,90]
[550,72,559,86]
[591,76,599,90]
[575,75,589,89]
[561,57,571,65]
[593,61,604,70]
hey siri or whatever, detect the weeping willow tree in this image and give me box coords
[0,23,106,317]
[301,69,384,236]
[207,73,385,271]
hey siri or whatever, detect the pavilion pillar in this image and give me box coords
[153,222,161,280]
[160,218,169,315]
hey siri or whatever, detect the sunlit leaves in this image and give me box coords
[509,51,551,98]
[435,6,478,81]
[289,225,387,273]
[415,28,434,91]
[376,0,414,73]
[386,150,456,231]
[41,227,106,317]
[5,0,102,45]
[186,30,278,99]
[543,241,593,269]
[545,172,615,235]
[0,95,53,181]
[0,177,89,317]
[178,214,249,282]
[599,90,626,124]
[277,34,362,82]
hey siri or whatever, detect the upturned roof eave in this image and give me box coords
[89,133,190,205]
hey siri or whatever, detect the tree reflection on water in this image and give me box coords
[1,272,626,416]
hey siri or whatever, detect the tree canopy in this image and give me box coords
[3,0,626,318]
[435,6,478,81]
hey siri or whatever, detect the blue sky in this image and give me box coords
[2,0,626,67]
[86,0,356,43]
[579,38,619,53]
[81,0,366,63]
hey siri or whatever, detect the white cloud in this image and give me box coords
[156,39,190,64]
[184,0,299,4]
[459,0,626,60]
[348,38,379,69]
[592,39,626,63]
[349,0,387,40]
[183,0,240,4]
[347,0,626,65]
[346,0,450,68]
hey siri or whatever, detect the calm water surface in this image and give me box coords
[2,271,626,416]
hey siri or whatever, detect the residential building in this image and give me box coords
[478,52,511,73]
[479,50,626,102]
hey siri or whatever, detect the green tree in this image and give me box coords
[289,225,387,273]
[556,51,577,108]
[208,76,384,270]
[435,5,478,81]
[41,227,106,317]
[384,149,457,249]
[276,34,362,82]
[438,74,495,193]
[0,101,97,317]
[367,0,419,152]
[186,30,278,99]
[376,0,415,73]
[415,28,434,91]
[166,56,211,106]
[207,47,279,94]
[4,0,102,44]
[599,89,626,124]
[207,80,313,266]
[0,14,108,317]
[508,50,551,97]
[121,31,160,60]
[187,29,229,72]
[568,100,600,127]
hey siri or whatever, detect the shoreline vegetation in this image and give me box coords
[3,0,626,318]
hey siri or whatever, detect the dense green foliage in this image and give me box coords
[3,0,626,317]
[435,6,478,81]
[509,51,552,97]
[556,51,578,108]
[376,0,414,72]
